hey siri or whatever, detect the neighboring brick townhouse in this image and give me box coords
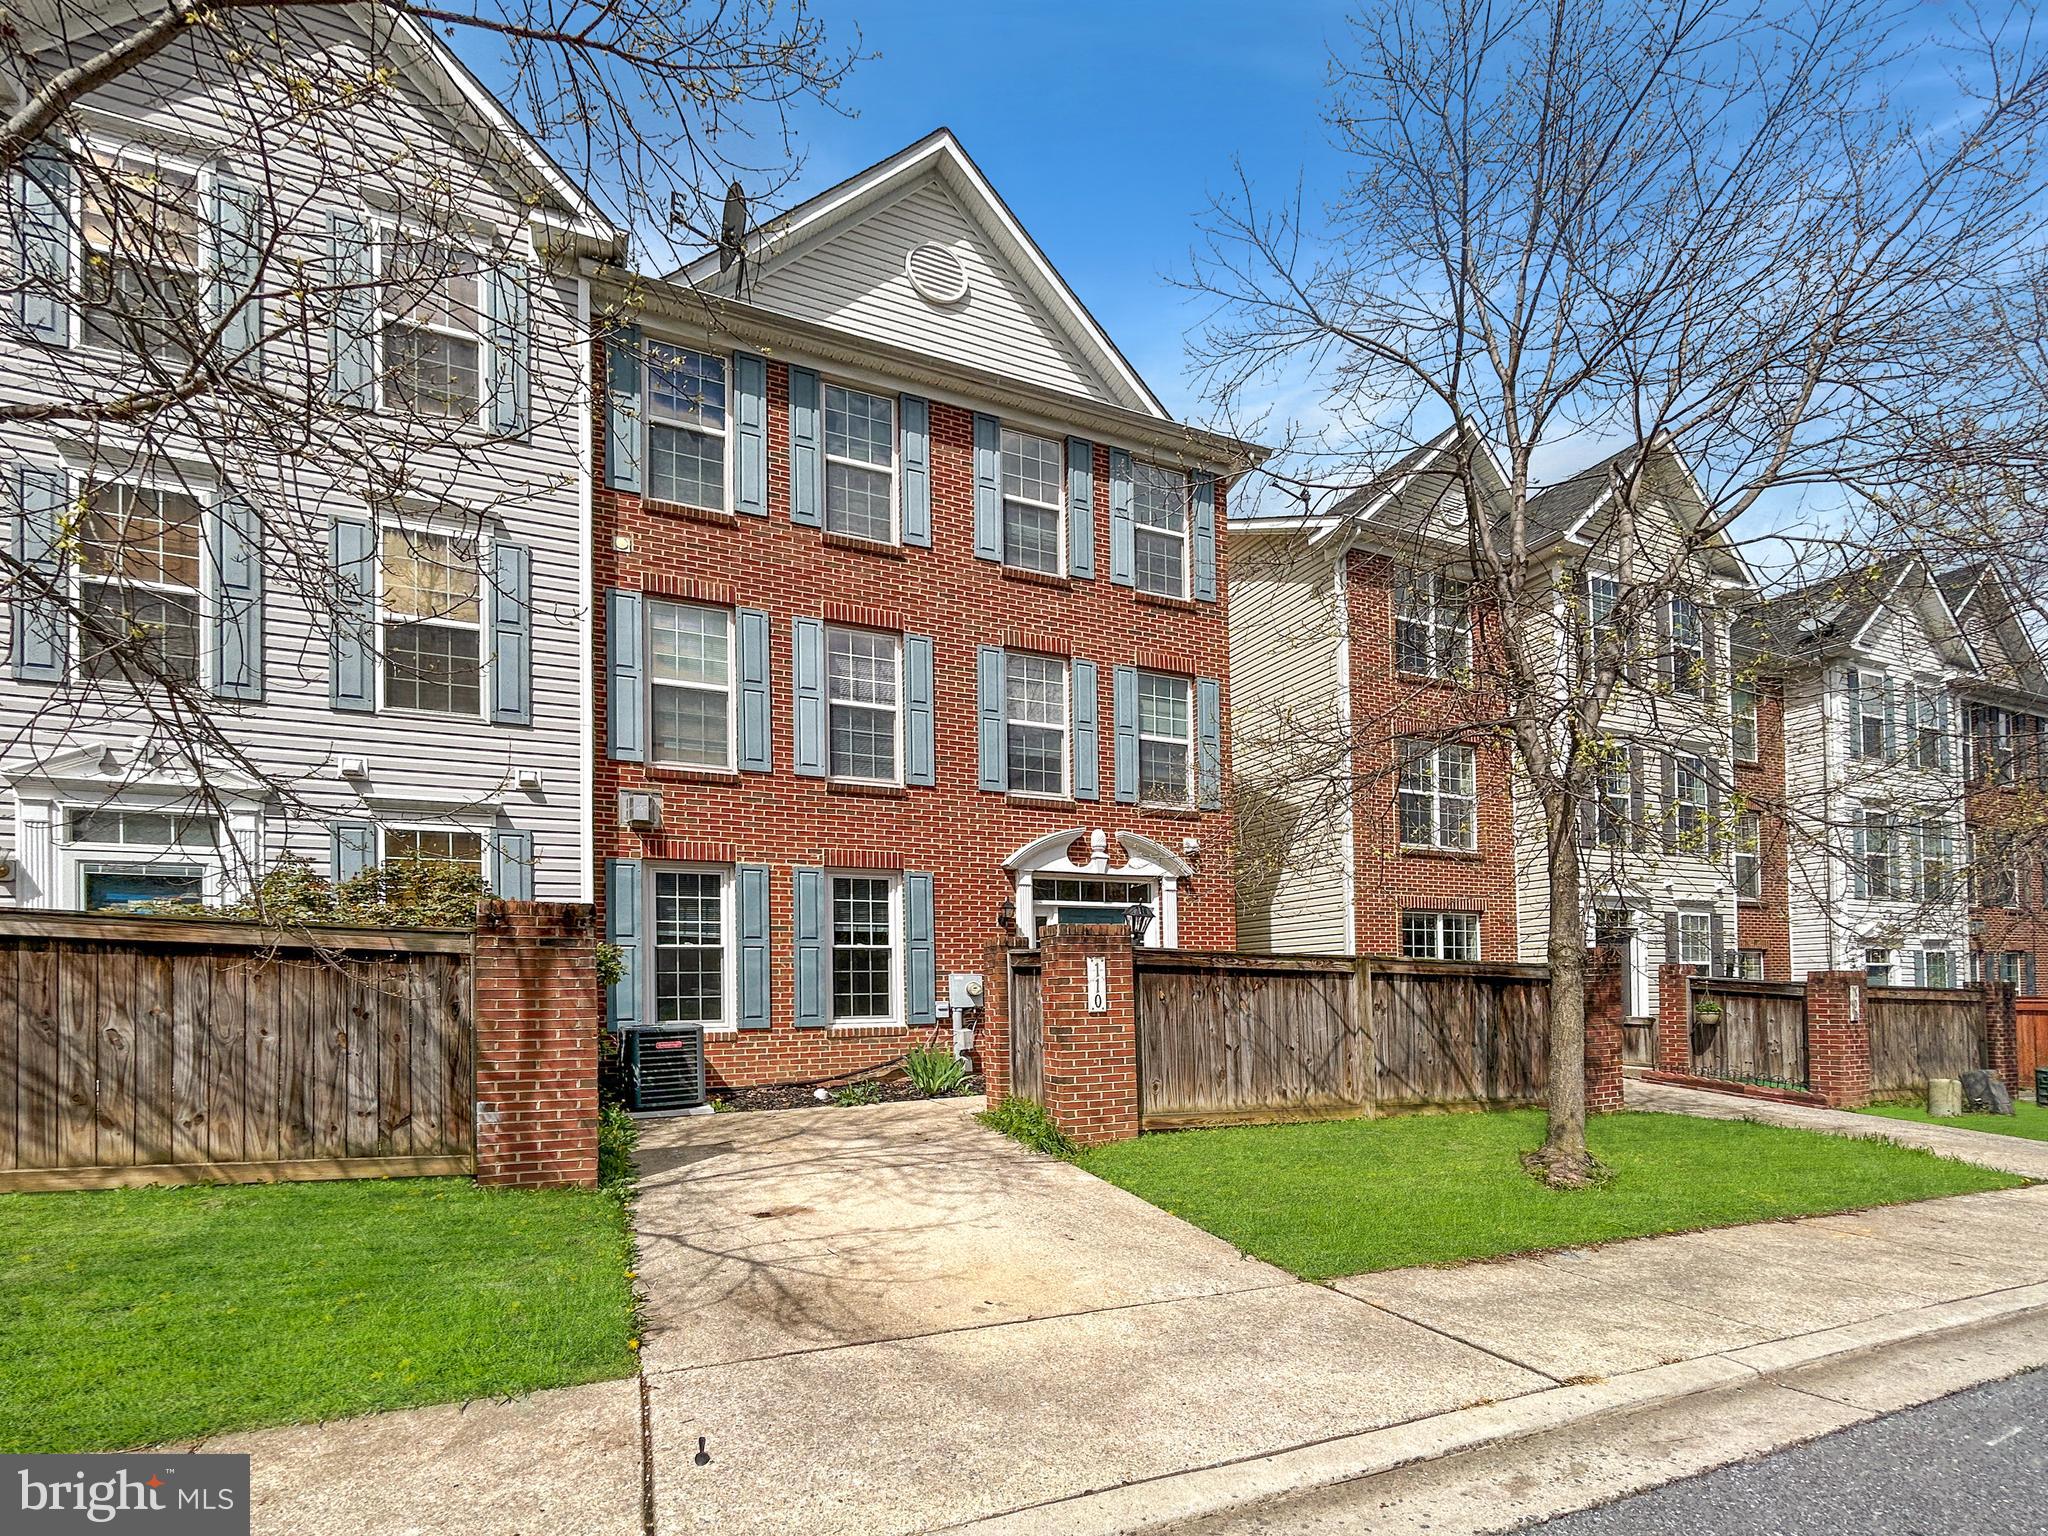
[587,131,1256,1088]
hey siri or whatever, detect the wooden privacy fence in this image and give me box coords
[0,911,474,1192]
[1690,979,1809,1089]
[1131,952,1552,1130]
[2017,999,2048,1085]
[1008,958,1044,1104]
[1868,987,1986,1095]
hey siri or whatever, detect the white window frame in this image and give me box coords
[1130,459,1191,599]
[70,469,208,690]
[1400,909,1480,961]
[1003,650,1069,799]
[1394,569,1471,679]
[1861,807,1896,900]
[64,806,219,911]
[822,380,898,544]
[1677,909,1713,968]
[1398,740,1478,852]
[1673,754,1710,851]
[647,862,737,1031]
[1911,684,1944,772]
[373,221,491,427]
[1865,947,1895,987]
[71,137,206,359]
[827,870,902,1028]
[1669,595,1705,697]
[824,625,903,787]
[1594,749,1631,848]
[1031,875,1160,942]
[1135,669,1195,809]
[642,340,732,512]
[1733,810,1762,902]
[1586,574,1621,641]
[378,824,487,876]
[1856,671,1890,762]
[1920,948,1954,989]
[999,426,1065,577]
[374,516,489,720]
[646,600,735,772]
[1731,682,1759,764]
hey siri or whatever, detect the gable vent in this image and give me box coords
[905,243,970,306]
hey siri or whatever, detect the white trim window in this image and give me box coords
[1005,651,1068,797]
[652,865,732,1027]
[1862,808,1896,900]
[1910,818,1952,902]
[379,525,484,715]
[1731,682,1759,763]
[1131,460,1190,598]
[1856,672,1890,762]
[1401,910,1479,961]
[379,230,486,421]
[1594,750,1632,848]
[646,343,729,511]
[1911,684,1944,772]
[79,145,202,359]
[826,627,901,784]
[382,826,485,875]
[1734,810,1763,901]
[1921,948,1954,988]
[1394,569,1471,678]
[67,808,215,911]
[1865,947,1895,987]
[1673,754,1710,852]
[1586,575,1620,640]
[648,601,732,770]
[830,872,898,1025]
[1669,596,1705,696]
[1136,670,1194,808]
[1677,909,1714,968]
[77,479,204,685]
[1032,876,1156,940]
[824,383,896,542]
[1398,740,1477,851]
[1000,427,1063,575]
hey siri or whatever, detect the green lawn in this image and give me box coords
[0,1178,638,1453]
[1079,1109,2024,1280]
[1861,1096,2048,1143]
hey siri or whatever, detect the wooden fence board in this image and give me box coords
[55,944,97,1167]
[169,951,211,1164]
[94,946,138,1169]
[243,959,281,1164]
[205,952,249,1165]
[1137,964,1365,1127]
[313,961,348,1159]
[1869,991,1985,1093]
[15,944,59,1168]
[377,961,412,1155]
[131,950,174,1163]
[275,960,315,1159]
[0,946,16,1171]
[343,962,380,1159]
[1691,987,1809,1087]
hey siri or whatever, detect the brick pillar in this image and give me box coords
[1804,970,1872,1109]
[1037,924,1139,1147]
[1656,963,1693,1075]
[473,900,599,1188]
[980,941,1014,1103]
[1583,947,1625,1114]
[1984,980,2021,1094]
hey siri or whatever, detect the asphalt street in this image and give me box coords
[1526,1367,2047,1535]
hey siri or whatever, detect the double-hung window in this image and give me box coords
[1135,671,1194,807]
[1131,461,1190,597]
[1394,570,1471,678]
[1861,808,1895,899]
[1398,740,1477,852]
[1586,575,1620,642]
[1855,671,1889,762]
[1731,683,1759,763]
[383,827,485,875]
[1865,948,1895,987]
[1005,652,1068,797]
[1977,831,2019,908]
[1672,755,1709,852]
[1594,749,1632,848]
[1677,910,1714,969]
[1000,428,1063,575]
[649,602,732,770]
[830,874,897,1024]
[1912,686,1944,771]
[1922,949,1954,989]
[826,627,900,783]
[646,344,728,511]
[1668,597,1704,696]
[380,526,483,714]
[1400,910,1479,961]
[823,384,895,542]
[79,147,200,360]
[78,481,203,685]
[380,233,485,421]
[1913,819,1952,902]
[653,867,729,1025]
[1734,811,1762,901]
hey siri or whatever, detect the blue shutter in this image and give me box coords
[901,395,932,547]
[1113,665,1139,803]
[1197,676,1223,810]
[905,634,935,786]
[605,859,642,1030]
[1066,437,1095,579]
[788,364,822,526]
[1193,471,1218,602]
[973,413,1002,561]
[12,465,66,683]
[1844,668,1862,760]
[736,606,772,773]
[488,262,530,437]
[605,588,643,760]
[792,867,826,1027]
[792,617,826,777]
[17,145,71,344]
[734,352,767,516]
[326,211,375,407]
[488,828,534,900]
[1109,448,1135,587]
[206,174,263,374]
[1881,677,1897,760]
[604,326,643,491]
[1071,658,1100,801]
[738,864,771,1029]
[208,494,263,701]
[329,821,374,883]
[906,871,936,1028]
[488,541,531,726]
[1937,692,1952,773]
[328,517,375,712]
[977,646,1006,793]
[1911,949,1926,987]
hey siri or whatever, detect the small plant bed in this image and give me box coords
[714,1072,984,1113]
[0,1177,638,1454]
[1078,1109,2023,1281]
[1859,1097,2048,1143]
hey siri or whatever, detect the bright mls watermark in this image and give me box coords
[3,1456,249,1534]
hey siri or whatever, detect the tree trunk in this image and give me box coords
[1531,796,1602,1187]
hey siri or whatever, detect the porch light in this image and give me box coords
[1125,903,1155,943]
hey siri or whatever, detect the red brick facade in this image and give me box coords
[473,900,600,1188]
[1964,780,2048,995]
[1036,924,1141,1146]
[1582,946,1626,1113]
[1734,680,1791,978]
[1803,970,1873,1109]
[593,344,1236,1089]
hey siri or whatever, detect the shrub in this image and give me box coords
[597,1102,640,1193]
[903,1045,970,1097]
[831,1079,884,1107]
[154,854,490,929]
[977,1096,1078,1160]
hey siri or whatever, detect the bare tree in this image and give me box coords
[1196,0,2048,1183]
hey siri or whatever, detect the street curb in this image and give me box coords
[943,1281,2048,1536]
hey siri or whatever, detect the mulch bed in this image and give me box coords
[712,1074,985,1113]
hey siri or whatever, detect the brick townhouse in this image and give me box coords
[587,131,1258,1088]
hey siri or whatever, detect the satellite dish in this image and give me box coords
[718,181,747,274]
